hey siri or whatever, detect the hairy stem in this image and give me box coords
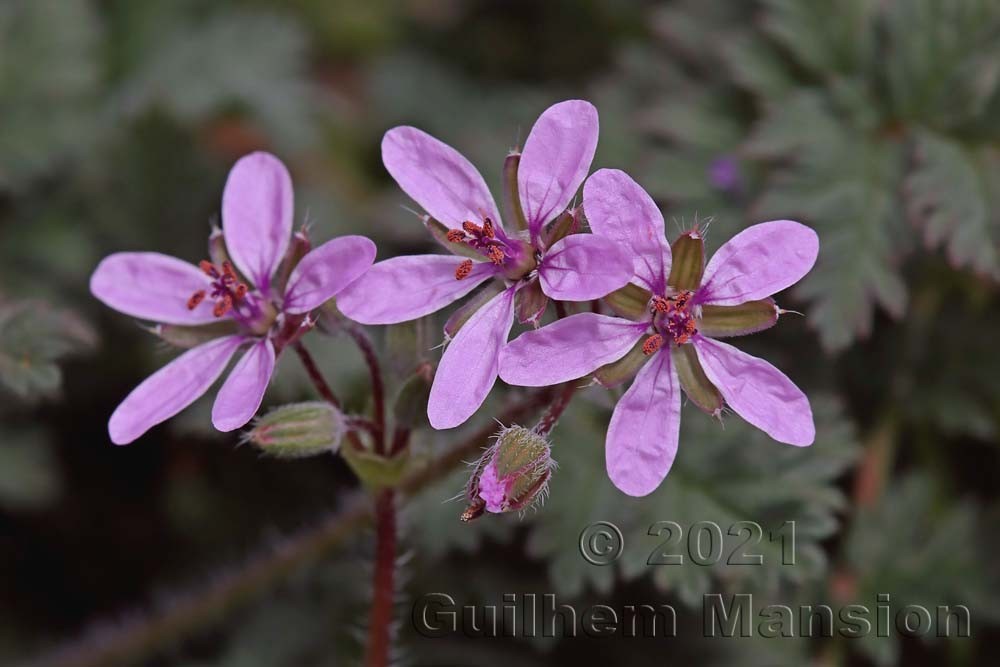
[293,342,341,408]
[534,382,577,437]
[365,489,396,667]
[26,392,547,667]
[345,324,387,453]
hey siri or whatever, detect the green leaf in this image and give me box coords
[0,0,100,190]
[526,393,858,604]
[905,131,1000,279]
[759,0,876,76]
[0,300,96,400]
[748,92,908,351]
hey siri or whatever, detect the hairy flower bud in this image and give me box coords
[245,401,346,458]
[462,425,555,521]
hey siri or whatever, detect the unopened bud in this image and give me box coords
[462,425,554,520]
[245,401,345,458]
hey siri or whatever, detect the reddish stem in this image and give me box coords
[345,324,387,454]
[365,489,396,667]
[534,381,577,437]
[293,342,340,408]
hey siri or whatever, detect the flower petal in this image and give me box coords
[382,127,501,230]
[698,220,819,305]
[538,234,633,301]
[606,349,680,496]
[108,335,244,445]
[283,236,377,314]
[583,168,670,293]
[90,252,216,326]
[336,255,498,325]
[428,287,516,429]
[222,152,294,293]
[500,313,646,387]
[693,336,814,446]
[212,338,275,432]
[518,100,599,237]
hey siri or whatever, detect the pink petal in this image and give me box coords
[336,254,498,325]
[382,127,502,230]
[500,313,646,387]
[90,252,216,326]
[283,236,376,314]
[222,152,294,294]
[518,100,599,237]
[211,339,275,432]
[698,220,819,306]
[108,335,244,445]
[538,234,633,301]
[583,169,671,293]
[606,349,680,496]
[427,287,516,429]
[693,336,814,446]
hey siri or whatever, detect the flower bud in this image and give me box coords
[462,425,554,521]
[245,401,346,458]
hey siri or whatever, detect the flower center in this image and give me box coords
[449,218,515,278]
[188,260,250,318]
[647,290,698,348]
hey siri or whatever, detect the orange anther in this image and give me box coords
[455,259,474,280]
[642,334,664,356]
[187,290,206,310]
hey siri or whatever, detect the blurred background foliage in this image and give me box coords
[1,0,999,665]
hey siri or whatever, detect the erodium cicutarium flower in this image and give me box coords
[499,169,819,496]
[91,152,376,445]
[337,100,633,429]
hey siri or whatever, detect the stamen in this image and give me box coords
[446,229,466,243]
[187,290,206,310]
[642,334,664,355]
[462,221,482,235]
[213,293,233,317]
[234,284,248,300]
[455,259,474,280]
[482,218,496,239]
[199,260,218,277]
[486,245,506,265]
[651,295,671,313]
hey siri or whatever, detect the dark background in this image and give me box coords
[1,1,998,665]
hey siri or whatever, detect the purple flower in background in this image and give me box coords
[91,152,375,444]
[707,154,742,194]
[337,100,633,429]
[500,169,819,496]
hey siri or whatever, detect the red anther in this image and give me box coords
[482,218,496,239]
[213,293,233,317]
[446,229,466,243]
[455,259,474,280]
[199,260,217,277]
[222,261,237,280]
[651,295,672,313]
[486,245,506,265]
[187,290,206,310]
[233,283,248,300]
[673,290,692,308]
[642,334,664,355]
[462,221,482,235]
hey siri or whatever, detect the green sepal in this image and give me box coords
[671,343,723,414]
[667,231,705,291]
[444,282,504,339]
[152,320,240,349]
[698,299,779,338]
[515,278,548,325]
[593,338,647,388]
[425,217,483,260]
[542,208,579,249]
[502,153,529,232]
[392,363,432,429]
[603,283,652,321]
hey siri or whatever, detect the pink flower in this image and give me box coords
[91,152,375,444]
[337,101,633,429]
[499,169,819,496]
